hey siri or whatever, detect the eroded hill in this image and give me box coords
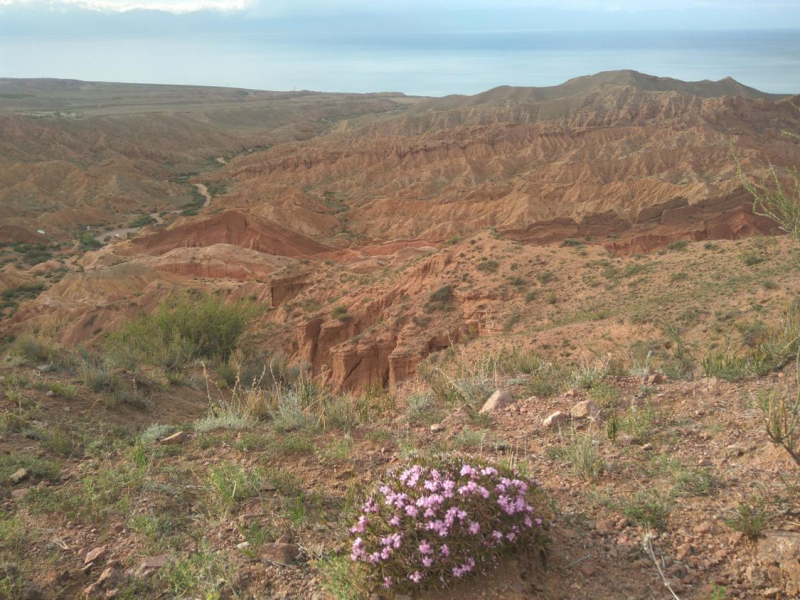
[1,70,800,600]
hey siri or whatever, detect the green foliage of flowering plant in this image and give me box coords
[348,455,549,594]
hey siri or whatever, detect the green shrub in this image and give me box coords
[620,489,672,529]
[106,385,153,411]
[666,240,689,252]
[424,285,455,313]
[6,334,60,365]
[78,359,120,392]
[726,498,769,537]
[130,215,156,228]
[565,434,604,482]
[536,271,555,285]
[1,283,45,302]
[141,424,177,444]
[79,232,102,250]
[48,382,78,400]
[702,349,753,381]
[476,260,499,273]
[759,378,800,466]
[405,392,438,426]
[332,305,353,322]
[107,294,255,370]
[205,462,263,517]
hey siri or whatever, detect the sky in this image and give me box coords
[0,0,797,15]
[1,0,798,93]
[1,0,800,28]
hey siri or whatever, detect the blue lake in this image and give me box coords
[1,29,799,95]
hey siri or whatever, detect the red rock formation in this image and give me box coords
[122,211,333,257]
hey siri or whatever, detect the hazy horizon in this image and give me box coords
[2,29,800,97]
[2,1,800,96]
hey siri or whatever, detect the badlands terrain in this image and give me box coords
[0,71,799,599]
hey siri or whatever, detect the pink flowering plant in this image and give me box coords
[348,456,549,593]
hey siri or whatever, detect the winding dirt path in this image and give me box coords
[193,183,212,208]
[95,183,212,243]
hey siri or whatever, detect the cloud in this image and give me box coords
[0,0,248,11]
[1,0,799,14]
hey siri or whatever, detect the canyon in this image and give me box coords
[1,70,798,391]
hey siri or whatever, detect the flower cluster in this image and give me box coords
[348,456,549,593]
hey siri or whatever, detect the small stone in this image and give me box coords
[767,565,782,585]
[237,512,264,524]
[261,543,300,564]
[644,373,664,385]
[594,520,615,535]
[746,566,767,587]
[578,563,596,577]
[276,531,293,544]
[758,531,800,565]
[479,390,513,414]
[11,488,30,501]
[694,521,714,535]
[84,546,108,566]
[96,567,119,586]
[784,559,800,584]
[542,411,567,429]
[135,555,172,578]
[158,431,188,445]
[9,469,29,485]
[726,444,746,457]
[570,400,601,420]
[676,544,693,561]
[236,541,250,551]
[430,423,444,433]
[762,588,780,598]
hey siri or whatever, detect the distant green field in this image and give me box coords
[0,93,35,99]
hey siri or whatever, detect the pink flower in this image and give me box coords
[349,515,368,533]
[419,541,432,555]
[350,537,366,561]
[361,497,379,513]
[409,571,423,584]
[422,556,433,567]
[460,464,478,478]
[468,522,481,535]
[383,577,392,589]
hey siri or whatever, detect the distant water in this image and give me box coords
[2,29,799,96]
